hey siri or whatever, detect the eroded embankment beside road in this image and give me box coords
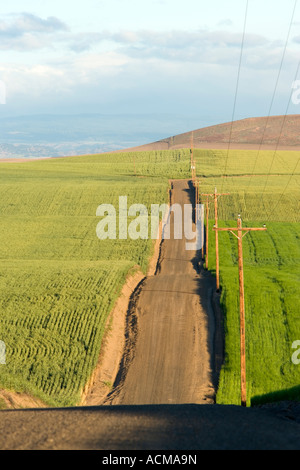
[82,220,164,407]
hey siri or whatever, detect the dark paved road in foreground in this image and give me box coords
[0,403,300,450]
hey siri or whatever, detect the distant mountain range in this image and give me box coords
[0,142,122,160]
[125,115,300,152]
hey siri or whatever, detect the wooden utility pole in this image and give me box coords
[213,216,267,407]
[195,178,199,221]
[194,179,205,256]
[191,160,196,186]
[200,195,210,268]
[201,188,230,291]
[168,180,172,205]
[195,179,204,250]
[190,146,204,255]
[190,134,198,222]
[200,203,204,257]
[205,196,209,265]
[190,132,196,186]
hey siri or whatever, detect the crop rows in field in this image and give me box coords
[196,148,300,222]
[198,149,300,405]
[0,260,132,406]
[0,150,190,406]
[212,222,300,405]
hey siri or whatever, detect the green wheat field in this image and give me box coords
[0,148,299,407]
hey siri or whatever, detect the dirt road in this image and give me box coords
[104,179,223,406]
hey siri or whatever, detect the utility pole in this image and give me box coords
[168,180,172,205]
[190,133,198,223]
[194,178,204,257]
[200,184,205,259]
[195,178,199,222]
[190,132,196,186]
[213,216,267,407]
[200,195,210,268]
[191,160,196,185]
[190,143,204,255]
[201,188,230,291]
[195,179,204,245]
[191,162,196,185]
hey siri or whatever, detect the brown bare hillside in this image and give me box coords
[123,114,300,152]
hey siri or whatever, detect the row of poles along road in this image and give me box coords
[190,142,267,407]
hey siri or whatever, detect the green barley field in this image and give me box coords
[0,147,299,407]
[0,150,189,406]
[194,148,300,406]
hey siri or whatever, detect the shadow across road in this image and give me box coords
[0,402,299,450]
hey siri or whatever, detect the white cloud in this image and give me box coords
[217,19,234,27]
[0,11,298,118]
[9,12,68,34]
[0,12,68,51]
[0,12,295,77]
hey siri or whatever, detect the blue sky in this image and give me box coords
[0,0,300,127]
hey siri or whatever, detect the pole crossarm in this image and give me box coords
[214,227,267,233]
[213,226,267,242]
[201,193,230,197]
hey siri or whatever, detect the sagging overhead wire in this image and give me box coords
[269,157,300,219]
[221,0,249,194]
[259,59,300,222]
[246,0,299,196]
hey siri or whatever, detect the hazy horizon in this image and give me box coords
[1,110,299,159]
[0,112,224,158]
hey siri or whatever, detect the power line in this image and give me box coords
[221,0,249,194]
[259,60,300,221]
[264,155,300,222]
[218,0,299,223]
[204,1,299,224]
[246,0,299,195]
